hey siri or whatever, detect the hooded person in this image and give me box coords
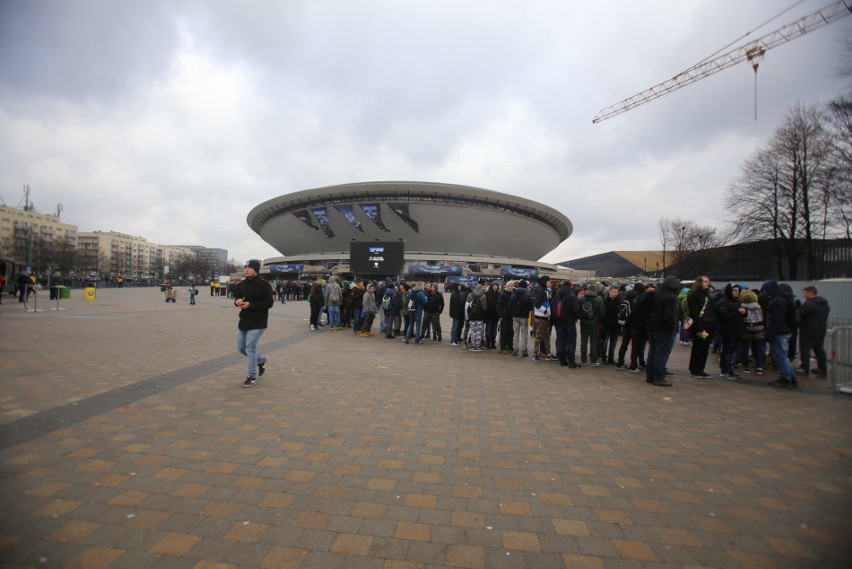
[615,282,645,369]
[510,280,535,357]
[645,275,682,387]
[323,276,344,329]
[715,283,746,380]
[465,283,489,352]
[578,283,605,366]
[738,289,766,374]
[762,280,798,388]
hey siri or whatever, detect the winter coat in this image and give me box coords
[234,275,274,330]
[647,276,681,334]
[466,284,488,322]
[324,277,342,306]
[602,293,621,331]
[762,280,794,339]
[686,288,717,333]
[577,290,605,325]
[715,284,745,339]
[799,295,830,338]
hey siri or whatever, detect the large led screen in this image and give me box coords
[350,241,405,276]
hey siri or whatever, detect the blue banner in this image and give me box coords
[407,264,463,276]
[269,264,304,273]
[500,267,539,279]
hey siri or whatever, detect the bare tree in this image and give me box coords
[725,102,840,279]
[657,217,672,276]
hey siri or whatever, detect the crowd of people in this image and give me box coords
[297,274,831,389]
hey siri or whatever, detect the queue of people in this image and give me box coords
[302,273,831,390]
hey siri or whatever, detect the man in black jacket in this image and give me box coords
[645,275,681,387]
[234,260,274,388]
[798,286,830,376]
[551,282,580,367]
[762,280,798,388]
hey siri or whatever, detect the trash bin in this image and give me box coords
[84,287,96,301]
[60,287,71,299]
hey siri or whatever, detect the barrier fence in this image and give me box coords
[828,326,852,394]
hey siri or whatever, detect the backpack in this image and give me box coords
[511,291,527,318]
[744,304,764,333]
[553,296,568,319]
[579,296,595,320]
[617,299,631,326]
[382,293,392,311]
[329,285,340,304]
[467,296,486,321]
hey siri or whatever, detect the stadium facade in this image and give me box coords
[248,181,580,281]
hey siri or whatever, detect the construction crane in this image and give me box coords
[592,0,852,124]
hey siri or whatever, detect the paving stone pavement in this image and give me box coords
[0,287,850,569]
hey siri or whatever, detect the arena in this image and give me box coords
[247,181,576,280]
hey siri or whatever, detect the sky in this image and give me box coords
[1,0,849,266]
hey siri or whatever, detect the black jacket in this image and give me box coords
[762,280,793,339]
[799,296,830,337]
[686,288,717,333]
[715,284,745,338]
[647,276,681,334]
[234,276,274,330]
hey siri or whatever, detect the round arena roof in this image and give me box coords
[247,181,572,261]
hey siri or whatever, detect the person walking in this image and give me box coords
[234,260,274,388]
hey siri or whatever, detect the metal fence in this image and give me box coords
[827,326,852,394]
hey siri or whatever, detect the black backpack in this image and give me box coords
[579,296,595,320]
[511,291,527,318]
[468,296,486,321]
[617,299,631,325]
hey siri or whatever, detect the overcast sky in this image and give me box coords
[1,0,849,266]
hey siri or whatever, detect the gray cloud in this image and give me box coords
[1,0,848,265]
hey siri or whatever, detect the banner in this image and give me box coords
[388,203,420,233]
[445,275,481,286]
[311,208,335,238]
[269,264,304,273]
[360,204,390,232]
[501,267,539,279]
[334,205,365,233]
[407,264,463,276]
[293,210,319,231]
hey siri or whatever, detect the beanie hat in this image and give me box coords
[246,260,261,272]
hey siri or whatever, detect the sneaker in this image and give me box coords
[257,360,266,377]
[721,372,740,381]
[754,368,764,375]
[242,376,257,388]
[663,369,673,377]
[470,347,483,352]
[652,378,672,387]
[546,354,558,361]
[450,341,459,346]
[567,362,581,369]
[741,367,752,373]
[590,360,601,367]
[689,372,707,379]
[769,378,792,389]
[532,355,541,362]
[415,340,424,345]
[628,367,641,373]
[310,325,316,331]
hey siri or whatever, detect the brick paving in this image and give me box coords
[1,287,850,568]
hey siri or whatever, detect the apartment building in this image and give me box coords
[0,204,78,261]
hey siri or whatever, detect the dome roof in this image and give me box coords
[247,181,572,261]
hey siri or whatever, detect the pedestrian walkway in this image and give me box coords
[1,288,850,568]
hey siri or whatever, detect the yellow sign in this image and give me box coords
[84,287,96,300]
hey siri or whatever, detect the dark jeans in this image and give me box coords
[499,316,514,350]
[689,329,713,373]
[629,328,647,368]
[738,337,766,369]
[799,335,827,372]
[485,317,499,348]
[553,321,577,363]
[718,334,739,374]
[309,301,322,327]
[579,322,599,363]
[646,331,677,382]
[451,317,464,343]
[617,331,631,365]
[599,327,620,362]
